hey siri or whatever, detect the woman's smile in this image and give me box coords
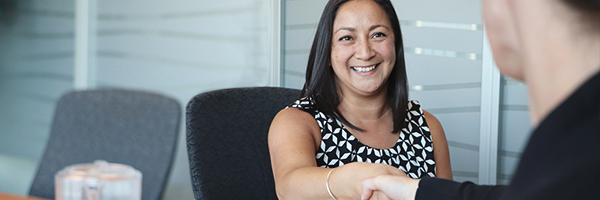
[352,64,379,74]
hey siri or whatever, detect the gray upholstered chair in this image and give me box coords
[29,89,181,200]
[186,87,301,200]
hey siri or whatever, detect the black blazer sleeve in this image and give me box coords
[416,177,507,200]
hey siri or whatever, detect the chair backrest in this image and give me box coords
[29,89,181,200]
[186,87,301,200]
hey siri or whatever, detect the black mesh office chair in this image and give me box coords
[29,89,181,200]
[185,87,301,200]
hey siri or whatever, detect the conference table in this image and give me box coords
[0,192,49,200]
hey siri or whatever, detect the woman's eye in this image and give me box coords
[372,32,387,38]
[339,36,353,41]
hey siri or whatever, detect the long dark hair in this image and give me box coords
[561,0,600,31]
[299,0,408,133]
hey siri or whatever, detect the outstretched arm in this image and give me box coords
[361,175,508,200]
[269,108,405,199]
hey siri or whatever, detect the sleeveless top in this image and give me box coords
[288,97,437,178]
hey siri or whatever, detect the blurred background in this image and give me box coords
[0,0,531,199]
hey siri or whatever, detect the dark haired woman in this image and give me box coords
[268,0,453,199]
[361,0,600,199]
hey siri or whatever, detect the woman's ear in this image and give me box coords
[482,0,524,80]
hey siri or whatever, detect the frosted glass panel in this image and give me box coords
[497,76,531,184]
[282,0,325,89]
[96,0,271,92]
[0,0,75,194]
[0,0,274,198]
[397,0,483,183]
[95,1,273,199]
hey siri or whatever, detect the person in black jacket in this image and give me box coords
[361,0,600,199]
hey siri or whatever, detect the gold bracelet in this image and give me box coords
[326,168,338,200]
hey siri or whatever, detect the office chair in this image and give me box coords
[186,87,301,200]
[29,89,181,200]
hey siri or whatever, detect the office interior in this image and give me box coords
[0,0,531,199]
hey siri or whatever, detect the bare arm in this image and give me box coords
[423,110,453,180]
[269,108,405,199]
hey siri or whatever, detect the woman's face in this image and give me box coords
[330,0,396,96]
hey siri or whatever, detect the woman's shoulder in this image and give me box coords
[271,100,321,141]
[274,107,314,123]
[275,97,318,126]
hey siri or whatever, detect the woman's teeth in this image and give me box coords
[352,64,377,73]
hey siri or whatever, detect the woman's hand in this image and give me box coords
[329,162,406,199]
[361,174,420,200]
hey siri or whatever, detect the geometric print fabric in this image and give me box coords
[288,97,437,179]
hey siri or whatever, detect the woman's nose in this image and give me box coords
[355,39,375,60]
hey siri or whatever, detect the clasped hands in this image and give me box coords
[334,162,420,200]
[361,174,420,200]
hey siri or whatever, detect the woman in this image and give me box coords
[361,0,600,199]
[268,0,453,199]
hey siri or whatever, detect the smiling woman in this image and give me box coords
[268,0,453,199]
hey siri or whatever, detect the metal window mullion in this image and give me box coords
[478,29,501,184]
[268,0,283,87]
[74,0,96,90]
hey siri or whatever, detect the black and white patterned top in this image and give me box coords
[288,97,437,178]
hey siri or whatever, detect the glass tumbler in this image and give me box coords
[55,160,142,200]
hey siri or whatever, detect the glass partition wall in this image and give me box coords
[0,0,277,199]
[0,0,75,194]
[497,77,530,184]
